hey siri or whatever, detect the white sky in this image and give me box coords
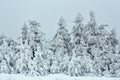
[0,0,120,39]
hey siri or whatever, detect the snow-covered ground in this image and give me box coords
[0,74,120,80]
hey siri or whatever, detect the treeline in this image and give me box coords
[0,11,120,77]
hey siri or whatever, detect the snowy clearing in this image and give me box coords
[0,74,120,80]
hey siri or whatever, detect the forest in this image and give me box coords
[0,11,120,77]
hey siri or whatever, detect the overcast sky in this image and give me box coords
[0,0,120,39]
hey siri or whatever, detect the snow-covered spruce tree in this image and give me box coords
[72,13,84,46]
[0,35,18,74]
[82,11,119,77]
[16,20,47,76]
[83,11,116,76]
[78,11,108,76]
[28,20,49,75]
[90,24,109,76]
[0,35,10,73]
[105,29,120,77]
[15,23,31,74]
[68,13,88,76]
[49,17,72,74]
[91,28,119,77]
[74,11,98,76]
[28,20,45,60]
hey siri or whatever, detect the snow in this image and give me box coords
[0,74,119,80]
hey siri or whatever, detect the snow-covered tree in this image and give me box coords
[0,35,18,74]
[49,17,72,74]
[68,13,89,76]
[16,20,47,75]
[28,20,45,60]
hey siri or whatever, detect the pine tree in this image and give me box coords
[16,20,47,75]
[68,13,89,76]
[49,17,72,74]
[72,13,84,46]
[29,20,44,59]
[0,35,18,73]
